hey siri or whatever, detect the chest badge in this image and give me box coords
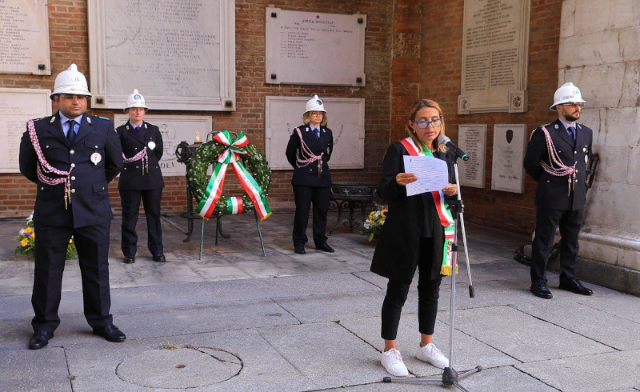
[91,152,102,165]
[148,141,156,150]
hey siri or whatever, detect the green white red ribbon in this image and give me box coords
[224,197,244,214]
[400,137,457,275]
[196,130,272,220]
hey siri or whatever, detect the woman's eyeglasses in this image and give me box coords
[413,118,443,129]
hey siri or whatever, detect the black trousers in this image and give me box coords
[32,221,113,332]
[120,188,163,257]
[292,184,331,246]
[381,237,443,340]
[530,207,583,284]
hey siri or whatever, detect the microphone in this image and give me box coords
[437,135,469,161]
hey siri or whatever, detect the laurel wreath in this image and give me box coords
[186,140,271,215]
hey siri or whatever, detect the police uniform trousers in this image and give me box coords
[292,184,331,246]
[531,207,583,284]
[120,188,163,257]
[32,220,113,332]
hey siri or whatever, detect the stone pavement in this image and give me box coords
[0,211,639,391]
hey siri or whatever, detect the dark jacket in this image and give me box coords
[116,121,164,190]
[523,119,592,210]
[19,112,123,228]
[370,141,456,283]
[285,124,333,187]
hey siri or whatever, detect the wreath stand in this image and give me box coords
[185,130,272,259]
[198,209,266,259]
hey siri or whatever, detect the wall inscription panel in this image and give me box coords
[265,7,366,86]
[458,124,487,188]
[0,0,51,75]
[458,0,530,114]
[0,88,52,173]
[88,0,235,111]
[491,124,526,193]
[114,114,212,176]
[265,96,365,170]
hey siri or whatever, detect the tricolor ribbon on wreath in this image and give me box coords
[195,130,272,220]
[400,137,458,276]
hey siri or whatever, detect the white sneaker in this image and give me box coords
[381,348,409,377]
[416,343,449,368]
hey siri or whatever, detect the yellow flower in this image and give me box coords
[20,238,29,247]
[380,209,388,217]
[24,227,33,234]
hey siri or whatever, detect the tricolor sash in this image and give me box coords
[195,130,272,220]
[400,138,457,275]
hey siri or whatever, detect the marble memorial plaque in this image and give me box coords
[0,88,52,173]
[491,124,526,193]
[265,96,365,170]
[88,0,235,111]
[458,0,530,114]
[265,7,366,86]
[114,114,212,176]
[458,124,487,188]
[0,0,51,75]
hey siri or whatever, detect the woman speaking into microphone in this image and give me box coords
[371,99,458,377]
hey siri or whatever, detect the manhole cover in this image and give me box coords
[117,346,242,389]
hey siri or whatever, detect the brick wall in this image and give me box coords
[1,0,393,218]
[0,0,561,235]
[420,0,563,234]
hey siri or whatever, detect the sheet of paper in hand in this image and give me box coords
[403,156,449,196]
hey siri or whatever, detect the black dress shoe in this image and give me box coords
[152,254,166,262]
[123,256,135,264]
[530,282,553,299]
[92,324,126,342]
[28,330,54,350]
[315,243,335,253]
[559,277,593,296]
[294,244,306,254]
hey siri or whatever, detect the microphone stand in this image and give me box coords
[382,160,481,391]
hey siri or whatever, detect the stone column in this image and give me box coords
[558,0,640,294]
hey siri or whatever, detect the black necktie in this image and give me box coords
[315,128,320,139]
[568,126,576,143]
[66,120,76,144]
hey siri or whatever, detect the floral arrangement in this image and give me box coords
[15,213,78,260]
[361,205,388,242]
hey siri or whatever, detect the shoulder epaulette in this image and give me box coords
[89,115,111,121]
[33,115,54,123]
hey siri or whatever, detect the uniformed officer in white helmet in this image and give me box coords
[116,89,166,264]
[285,95,335,254]
[19,64,126,349]
[524,82,594,299]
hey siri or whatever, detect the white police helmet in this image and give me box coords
[305,95,326,113]
[50,64,92,99]
[550,82,586,111]
[125,89,148,110]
